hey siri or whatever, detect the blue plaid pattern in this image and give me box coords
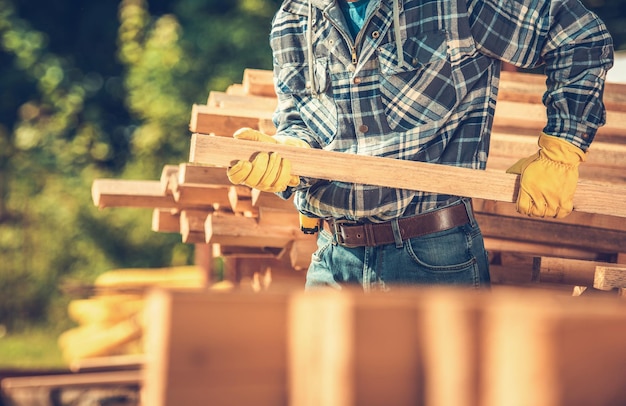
[270,0,613,222]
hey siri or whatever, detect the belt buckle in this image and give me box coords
[331,219,359,248]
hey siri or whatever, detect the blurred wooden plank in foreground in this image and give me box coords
[142,288,626,406]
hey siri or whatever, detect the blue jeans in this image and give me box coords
[305,199,490,291]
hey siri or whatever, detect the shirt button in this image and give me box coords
[372,31,380,39]
[353,77,362,84]
[358,124,369,133]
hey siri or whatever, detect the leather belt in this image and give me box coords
[325,202,471,248]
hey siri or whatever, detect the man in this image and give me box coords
[227,0,614,290]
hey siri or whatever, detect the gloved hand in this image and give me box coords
[227,128,309,192]
[506,133,586,218]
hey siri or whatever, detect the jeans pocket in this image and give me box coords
[310,229,334,264]
[402,226,480,285]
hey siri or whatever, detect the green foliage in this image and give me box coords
[0,324,66,369]
[0,0,281,332]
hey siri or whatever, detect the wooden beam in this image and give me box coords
[487,155,626,185]
[289,291,425,406]
[473,198,626,233]
[152,208,181,233]
[204,213,299,248]
[228,186,256,213]
[476,213,626,254]
[92,179,177,209]
[173,184,231,207]
[179,210,210,244]
[189,134,626,218]
[143,289,289,406]
[190,104,273,137]
[594,266,626,290]
[534,257,615,286]
[252,189,296,211]
[498,70,626,111]
[492,100,626,140]
[1,371,141,390]
[483,238,604,261]
[207,91,276,112]
[288,238,317,271]
[242,68,276,98]
[160,165,179,195]
[490,132,626,169]
[481,288,626,406]
[177,163,231,185]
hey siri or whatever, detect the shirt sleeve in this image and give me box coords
[466,0,614,150]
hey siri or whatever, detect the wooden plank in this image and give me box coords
[289,291,425,406]
[473,199,626,233]
[190,104,273,136]
[204,213,298,247]
[487,155,626,185]
[92,179,177,209]
[257,206,299,227]
[151,208,181,233]
[228,186,256,213]
[498,70,626,111]
[288,238,317,271]
[252,189,296,211]
[535,257,614,286]
[492,100,626,140]
[490,132,626,169]
[219,246,283,258]
[420,289,483,406]
[173,165,232,207]
[189,134,626,218]
[483,238,603,261]
[180,210,209,244]
[1,370,141,389]
[481,288,626,406]
[207,91,277,112]
[242,68,276,97]
[143,289,289,406]
[475,213,626,254]
[160,165,179,195]
[594,266,626,290]
[67,354,145,373]
[173,184,231,207]
[177,163,230,185]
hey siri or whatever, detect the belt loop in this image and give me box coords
[390,218,404,248]
[462,198,476,226]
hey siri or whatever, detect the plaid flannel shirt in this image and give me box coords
[270,0,614,222]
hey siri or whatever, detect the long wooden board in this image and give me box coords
[189,134,626,218]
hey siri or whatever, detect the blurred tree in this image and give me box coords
[0,0,281,329]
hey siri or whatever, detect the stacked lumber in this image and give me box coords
[92,161,313,289]
[187,68,626,291]
[92,68,626,292]
[57,266,207,365]
[142,287,626,406]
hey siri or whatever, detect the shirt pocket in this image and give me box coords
[377,30,457,131]
[276,57,339,146]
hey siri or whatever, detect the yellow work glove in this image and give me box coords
[506,133,586,218]
[227,128,309,192]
